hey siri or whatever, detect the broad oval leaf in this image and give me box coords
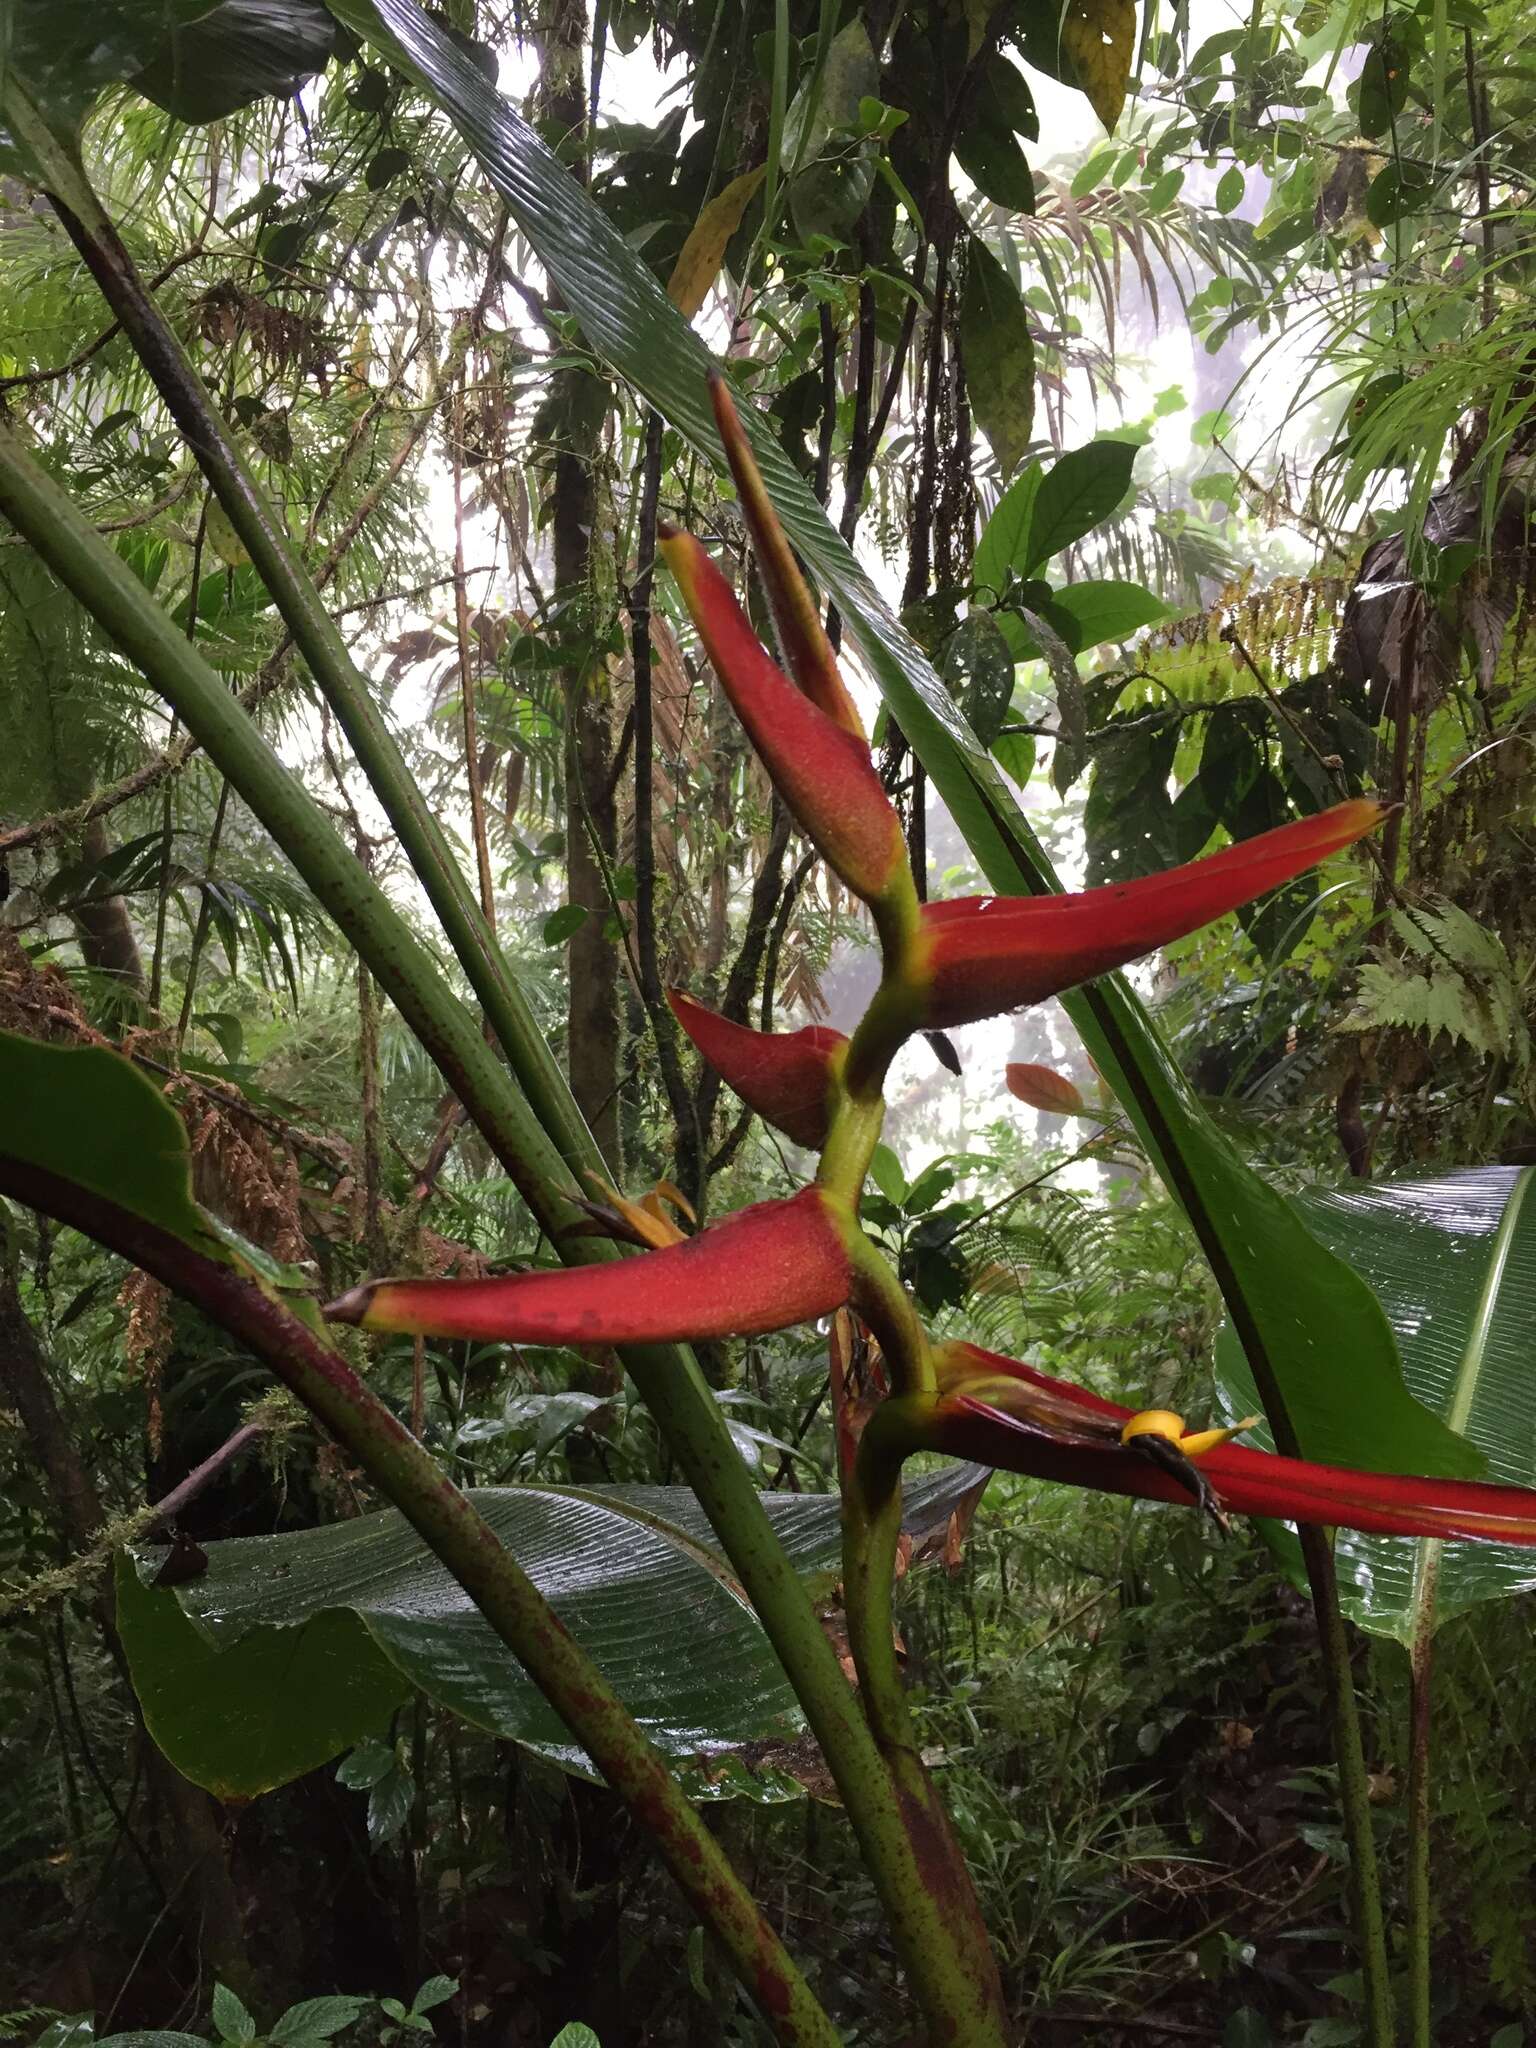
[973,445,1143,599]
[1005,1062,1085,1116]
[130,0,337,124]
[2,0,335,144]
[941,611,1016,747]
[952,53,1038,214]
[327,0,1478,1482]
[958,238,1034,477]
[0,1030,215,1252]
[96,2035,210,2048]
[120,1472,981,1797]
[1045,578,1173,648]
[0,0,211,141]
[1015,440,1139,577]
[972,463,1042,599]
[1061,0,1138,131]
[1216,1168,1536,1639]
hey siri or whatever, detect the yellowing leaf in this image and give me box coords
[204,496,250,568]
[1004,1063,1085,1116]
[666,166,767,322]
[1061,0,1137,132]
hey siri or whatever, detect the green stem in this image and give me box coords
[4,79,599,1186]
[0,420,998,2048]
[1297,1523,1395,2048]
[844,1223,935,1397]
[816,1093,887,1203]
[0,418,585,1241]
[1407,1601,1436,2048]
[0,1155,841,2048]
[844,1429,1009,2047]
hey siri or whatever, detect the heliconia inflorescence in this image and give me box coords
[322,371,1536,1572]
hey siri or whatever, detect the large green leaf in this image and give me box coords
[116,1551,412,1799]
[1217,1168,1536,1641]
[120,1471,980,1797]
[952,52,1038,214]
[327,0,1477,1484]
[0,1029,214,1251]
[1028,577,1172,651]
[130,0,337,124]
[958,238,1034,479]
[0,1,202,138]
[974,440,1138,591]
[0,0,333,141]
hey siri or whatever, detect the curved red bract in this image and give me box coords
[926,1341,1536,1545]
[916,801,1384,1029]
[669,990,847,1150]
[707,372,865,739]
[659,528,906,906]
[327,1188,853,1346]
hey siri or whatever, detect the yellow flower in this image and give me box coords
[1120,1408,1262,1459]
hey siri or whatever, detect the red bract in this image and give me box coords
[707,371,865,739]
[325,1188,851,1347]
[668,990,847,1151]
[916,1343,1536,1546]
[658,526,907,909]
[914,800,1385,1029]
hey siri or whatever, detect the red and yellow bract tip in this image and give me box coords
[707,370,865,739]
[914,800,1385,1030]
[325,1188,851,1348]
[659,526,908,910]
[911,1342,1536,1546]
[669,990,847,1151]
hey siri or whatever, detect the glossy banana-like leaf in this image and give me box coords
[1217,1168,1536,1640]
[118,1470,982,1798]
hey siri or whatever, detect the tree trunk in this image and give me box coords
[540,0,619,1167]
[70,813,146,992]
